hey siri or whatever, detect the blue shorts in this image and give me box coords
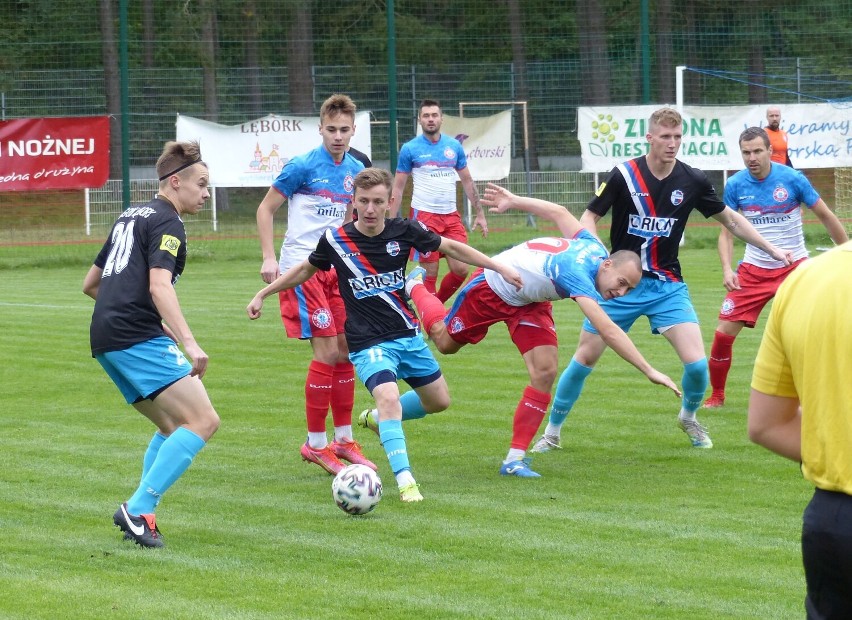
[583,276,698,335]
[96,336,191,404]
[350,335,441,392]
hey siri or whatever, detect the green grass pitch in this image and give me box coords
[0,226,819,619]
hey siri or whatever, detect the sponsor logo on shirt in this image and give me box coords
[349,269,405,299]
[159,234,181,256]
[627,215,677,238]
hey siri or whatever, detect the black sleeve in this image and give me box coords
[307,233,333,271]
[586,168,623,217]
[348,147,372,168]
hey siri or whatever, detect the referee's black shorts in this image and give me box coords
[802,488,852,619]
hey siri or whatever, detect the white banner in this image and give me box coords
[435,111,512,181]
[579,104,852,172]
[175,112,372,187]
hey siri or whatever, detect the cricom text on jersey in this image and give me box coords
[349,269,405,299]
[628,214,677,238]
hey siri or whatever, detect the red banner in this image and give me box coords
[0,116,110,191]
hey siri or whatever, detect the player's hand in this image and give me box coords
[246,296,264,320]
[646,369,682,397]
[260,258,280,284]
[472,212,489,238]
[499,265,523,290]
[766,244,793,266]
[183,342,209,379]
[722,270,740,292]
[483,183,517,214]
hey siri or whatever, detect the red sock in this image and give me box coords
[330,361,355,427]
[436,271,467,303]
[510,386,551,450]
[305,360,334,432]
[409,285,448,333]
[424,274,438,295]
[708,331,736,393]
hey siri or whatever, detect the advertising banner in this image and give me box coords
[0,116,110,191]
[579,104,852,171]
[439,111,512,181]
[176,112,372,187]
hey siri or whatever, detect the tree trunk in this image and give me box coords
[243,0,263,117]
[287,3,315,113]
[576,0,610,104]
[655,0,674,102]
[505,0,539,171]
[99,0,121,179]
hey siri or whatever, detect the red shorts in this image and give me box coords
[410,209,467,263]
[278,268,346,339]
[445,271,557,354]
[718,258,806,327]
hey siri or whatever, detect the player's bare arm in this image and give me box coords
[716,225,740,291]
[388,171,409,218]
[712,207,793,265]
[483,182,582,239]
[82,264,103,300]
[811,199,849,246]
[247,259,319,320]
[149,267,207,378]
[458,167,488,237]
[438,237,522,289]
[747,390,802,461]
[575,296,681,397]
[256,187,287,283]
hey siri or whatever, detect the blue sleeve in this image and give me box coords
[271,157,306,199]
[794,170,821,208]
[396,143,414,174]
[722,176,739,211]
[455,141,468,170]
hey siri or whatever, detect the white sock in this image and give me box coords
[504,448,525,463]
[307,432,328,449]
[678,408,696,422]
[334,426,353,442]
[395,470,416,487]
[544,423,562,437]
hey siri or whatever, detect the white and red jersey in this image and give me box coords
[723,163,819,269]
[271,146,364,270]
[483,230,606,307]
[396,133,468,214]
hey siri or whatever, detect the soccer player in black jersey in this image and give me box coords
[83,140,220,547]
[529,107,791,452]
[247,168,521,502]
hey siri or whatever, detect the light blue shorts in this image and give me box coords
[350,335,441,392]
[583,276,698,335]
[96,336,191,404]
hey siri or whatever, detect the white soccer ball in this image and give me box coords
[331,464,383,515]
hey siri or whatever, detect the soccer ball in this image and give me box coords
[331,464,382,515]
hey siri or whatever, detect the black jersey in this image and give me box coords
[309,218,442,352]
[89,197,187,355]
[588,157,725,282]
[347,147,372,169]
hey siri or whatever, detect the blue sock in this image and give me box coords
[681,358,709,415]
[127,427,206,515]
[549,359,594,427]
[378,419,410,475]
[142,432,167,478]
[399,390,428,420]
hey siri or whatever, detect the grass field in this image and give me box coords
[0,224,823,619]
